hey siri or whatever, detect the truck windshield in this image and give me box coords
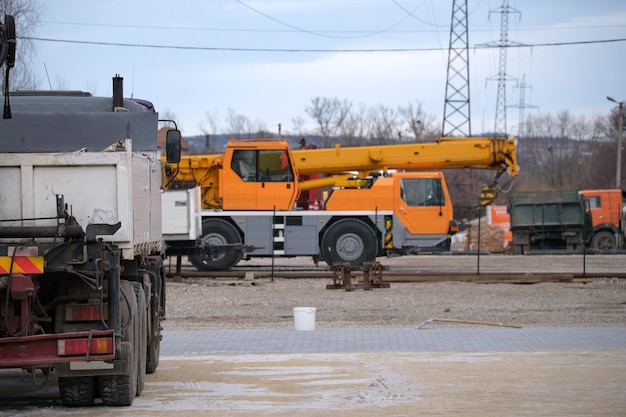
[231,149,294,182]
[401,178,444,207]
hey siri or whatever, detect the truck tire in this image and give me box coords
[132,282,148,396]
[590,231,616,252]
[100,280,138,406]
[189,219,243,271]
[321,219,376,267]
[59,376,96,407]
[146,330,160,375]
[145,258,163,375]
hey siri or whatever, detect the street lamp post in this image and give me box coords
[607,96,624,189]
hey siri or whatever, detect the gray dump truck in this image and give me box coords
[0,17,180,406]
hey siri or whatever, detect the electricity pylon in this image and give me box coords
[442,0,471,137]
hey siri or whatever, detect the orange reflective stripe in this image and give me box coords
[0,256,44,274]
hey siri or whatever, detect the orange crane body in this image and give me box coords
[162,136,518,270]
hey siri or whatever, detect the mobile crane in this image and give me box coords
[162,135,518,271]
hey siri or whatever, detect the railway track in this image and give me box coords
[164,254,626,284]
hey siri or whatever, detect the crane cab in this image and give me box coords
[220,140,298,210]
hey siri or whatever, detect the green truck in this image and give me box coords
[508,190,592,254]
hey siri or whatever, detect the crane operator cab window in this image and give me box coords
[231,150,257,181]
[231,149,294,182]
[401,178,445,207]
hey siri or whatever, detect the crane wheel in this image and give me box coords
[189,219,243,271]
[321,219,377,267]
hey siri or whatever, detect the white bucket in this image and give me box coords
[293,307,316,331]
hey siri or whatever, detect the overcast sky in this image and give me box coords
[28,0,626,137]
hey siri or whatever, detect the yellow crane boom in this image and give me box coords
[292,136,518,178]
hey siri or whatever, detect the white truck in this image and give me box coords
[0,40,181,406]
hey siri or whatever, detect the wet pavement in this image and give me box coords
[161,326,626,354]
[1,327,625,416]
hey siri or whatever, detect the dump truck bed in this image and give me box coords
[0,141,162,259]
[509,190,585,229]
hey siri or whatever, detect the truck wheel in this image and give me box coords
[321,219,376,267]
[591,231,616,252]
[189,219,243,271]
[145,258,163,374]
[146,332,160,375]
[100,281,138,406]
[59,376,96,407]
[132,282,148,396]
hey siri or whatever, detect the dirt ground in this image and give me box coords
[1,256,625,416]
[163,277,626,331]
[3,350,626,416]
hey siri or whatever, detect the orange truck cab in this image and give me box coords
[580,189,626,251]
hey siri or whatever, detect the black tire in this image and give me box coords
[131,282,147,396]
[189,219,243,271]
[58,376,96,407]
[320,219,377,267]
[145,258,163,375]
[591,231,616,252]
[146,334,160,375]
[100,281,138,406]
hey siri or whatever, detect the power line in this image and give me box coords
[22,36,626,53]
[391,0,446,28]
[233,0,415,39]
[41,19,626,34]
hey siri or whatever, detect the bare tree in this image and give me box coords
[84,76,98,95]
[159,109,180,131]
[368,104,400,145]
[251,118,268,137]
[603,105,626,188]
[517,110,615,191]
[286,115,310,140]
[1,0,43,91]
[339,103,368,146]
[225,108,268,138]
[52,74,68,90]
[225,108,251,138]
[305,97,350,147]
[398,101,438,142]
[198,109,220,153]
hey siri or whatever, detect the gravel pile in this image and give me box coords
[163,278,626,330]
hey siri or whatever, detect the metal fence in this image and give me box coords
[383,253,626,277]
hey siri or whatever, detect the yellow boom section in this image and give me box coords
[292,136,518,178]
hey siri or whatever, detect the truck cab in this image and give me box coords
[221,140,298,210]
[580,189,626,251]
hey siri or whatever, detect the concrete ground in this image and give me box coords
[1,327,625,416]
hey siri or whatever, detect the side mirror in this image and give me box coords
[165,129,181,164]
